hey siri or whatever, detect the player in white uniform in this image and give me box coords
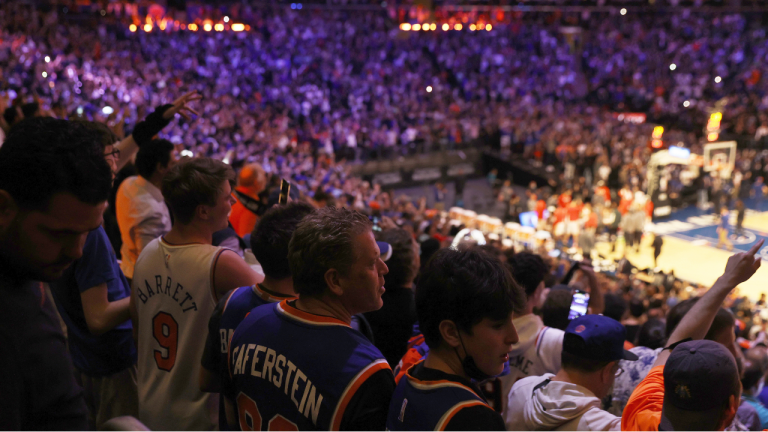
[130,157,261,430]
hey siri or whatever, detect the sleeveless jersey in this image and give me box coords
[217,285,296,430]
[386,361,489,431]
[228,300,390,430]
[132,237,226,431]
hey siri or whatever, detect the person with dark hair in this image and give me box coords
[624,297,646,343]
[3,105,23,128]
[45,94,200,430]
[226,206,394,430]
[741,348,768,430]
[364,228,420,367]
[603,293,628,323]
[130,157,261,430]
[540,289,573,331]
[501,252,564,415]
[506,315,637,430]
[116,139,176,283]
[387,248,523,431]
[200,202,314,430]
[636,319,667,350]
[623,240,763,431]
[0,117,113,429]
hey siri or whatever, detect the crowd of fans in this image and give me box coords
[5,2,768,432]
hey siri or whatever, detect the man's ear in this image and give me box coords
[438,320,462,349]
[601,361,617,385]
[0,190,19,228]
[719,393,739,431]
[324,268,344,297]
[195,204,210,222]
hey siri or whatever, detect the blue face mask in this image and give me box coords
[455,332,493,382]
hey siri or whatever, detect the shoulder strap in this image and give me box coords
[234,189,263,216]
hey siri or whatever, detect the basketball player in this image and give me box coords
[200,202,314,430]
[225,207,395,430]
[129,157,261,430]
[386,248,521,431]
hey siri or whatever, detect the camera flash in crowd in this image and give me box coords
[426,86,433,93]
[620,8,627,15]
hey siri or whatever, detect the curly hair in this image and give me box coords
[288,206,372,297]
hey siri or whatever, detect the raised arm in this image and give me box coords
[113,91,201,171]
[653,239,763,367]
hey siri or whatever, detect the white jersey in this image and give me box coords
[500,313,564,417]
[132,237,226,431]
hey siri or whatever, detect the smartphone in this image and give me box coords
[370,216,382,232]
[279,179,291,204]
[568,290,590,320]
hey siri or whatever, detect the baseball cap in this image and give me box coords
[659,340,740,431]
[563,315,639,362]
[377,242,392,262]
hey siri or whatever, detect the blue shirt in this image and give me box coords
[744,395,768,430]
[49,226,136,376]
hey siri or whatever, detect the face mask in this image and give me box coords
[455,332,493,382]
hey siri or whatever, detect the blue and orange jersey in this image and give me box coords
[228,300,391,430]
[386,361,493,431]
[215,285,296,430]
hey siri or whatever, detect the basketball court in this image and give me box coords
[594,202,768,300]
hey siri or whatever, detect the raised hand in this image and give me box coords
[721,239,763,287]
[163,91,202,121]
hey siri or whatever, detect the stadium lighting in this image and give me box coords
[413,23,421,31]
[469,24,476,31]
[454,23,462,31]
[442,23,449,31]
[129,24,137,32]
[214,23,224,31]
[669,63,677,71]
[683,101,690,107]
[715,76,722,83]
[422,23,429,31]
[486,24,492,31]
[400,23,411,31]
[231,23,245,32]
[620,8,627,15]
[188,23,198,31]
[224,16,230,23]
[144,23,152,32]
[41,72,47,78]
[430,23,436,31]
[426,86,433,92]
[203,23,212,31]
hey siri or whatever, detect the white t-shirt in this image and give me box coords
[500,314,564,417]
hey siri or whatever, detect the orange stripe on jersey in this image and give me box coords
[276,300,350,327]
[435,401,488,431]
[331,359,391,430]
[253,284,296,303]
[221,288,239,314]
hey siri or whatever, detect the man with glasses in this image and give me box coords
[505,315,638,431]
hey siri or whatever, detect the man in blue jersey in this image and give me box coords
[387,247,524,431]
[225,206,395,430]
[200,201,315,430]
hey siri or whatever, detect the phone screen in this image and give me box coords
[279,179,291,204]
[568,290,590,320]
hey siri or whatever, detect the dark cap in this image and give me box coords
[563,315,639,362]
[659,340,740,431]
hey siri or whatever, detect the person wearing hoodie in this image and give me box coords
[505,314,638,431]
[386,247,525,431]
[500,253,564,415]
